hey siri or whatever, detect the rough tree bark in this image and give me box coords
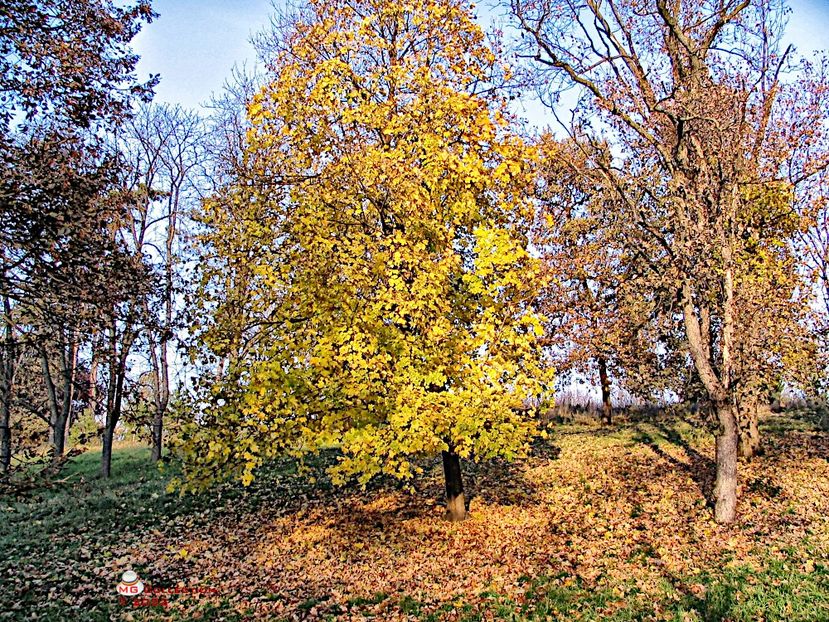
[598,356,612,425]
[442,450,466,522]
[683,280,739,524]
[101,320,132,478]
[39,327,79,465]
[0,293,15,474]
[150,402,163,462]
[737,396,762,459]
[41,354,66,461]
[101,423,114,479]
[713,400,739,523]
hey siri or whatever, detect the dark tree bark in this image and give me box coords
[0,293,15,474]
[39,328,78,465]
[598,356,612,425]
[40,344,67,462]
[101,423,114,479]
[101,320,132,478]
[442,450,466,522]
[0,422,9,475]
[150,414,163,462]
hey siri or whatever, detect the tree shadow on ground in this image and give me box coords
[632,423,716,508]
[553,424,633,437]
[762,426,829,463]
[463,437,560,509]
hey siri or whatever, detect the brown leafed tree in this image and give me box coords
[0,0,157,132]
[512,0,829,522]
[535,134,682,420]
[730,184,819,458]
[1,128,151,469]
[0,0,156,474]
[798,174,829,397]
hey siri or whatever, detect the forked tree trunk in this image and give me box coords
[40,344,67,464]
[713,401,739,524]
[101,322,131,479]
[737,398,761,459]
[682,278,739,524]
[442,450,466,522]
[101,374,124,479]
[598,356,612,425]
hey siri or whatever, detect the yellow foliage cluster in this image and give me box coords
[174,0,552,490]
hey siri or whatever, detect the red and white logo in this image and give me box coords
[116,570,144,596]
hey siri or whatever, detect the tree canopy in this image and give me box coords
[176,0,551,520]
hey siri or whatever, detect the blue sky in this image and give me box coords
[132,0,273,109]
[133,0,829,111]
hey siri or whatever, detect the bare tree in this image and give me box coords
[203,65,262,191]
[117,103,206,462]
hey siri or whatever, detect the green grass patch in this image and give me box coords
[397,557,829,622]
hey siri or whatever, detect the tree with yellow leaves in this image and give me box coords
[177,0,551,521]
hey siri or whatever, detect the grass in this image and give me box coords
[424,559,829,621]
[1,411,829,620]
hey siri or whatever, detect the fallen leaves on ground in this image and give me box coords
[2,413,828,621]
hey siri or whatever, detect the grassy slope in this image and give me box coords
[1,413,828,621]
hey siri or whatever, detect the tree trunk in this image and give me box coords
[150,412,163,462]
[737,398,761,459]
[147,334,168,463]
[0,421,9,475]
[0,349,11,475]
[40,331,76,466]
[442,450,466,522]
[0,293,14,474]
[681,280,739,524]
[51,415,67,460]
[598,356,612,425]
[101,424,114,478]
[713,401,739,524]
[88,333,101,420]
[101,324,131,479]
[40,344,65,464]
